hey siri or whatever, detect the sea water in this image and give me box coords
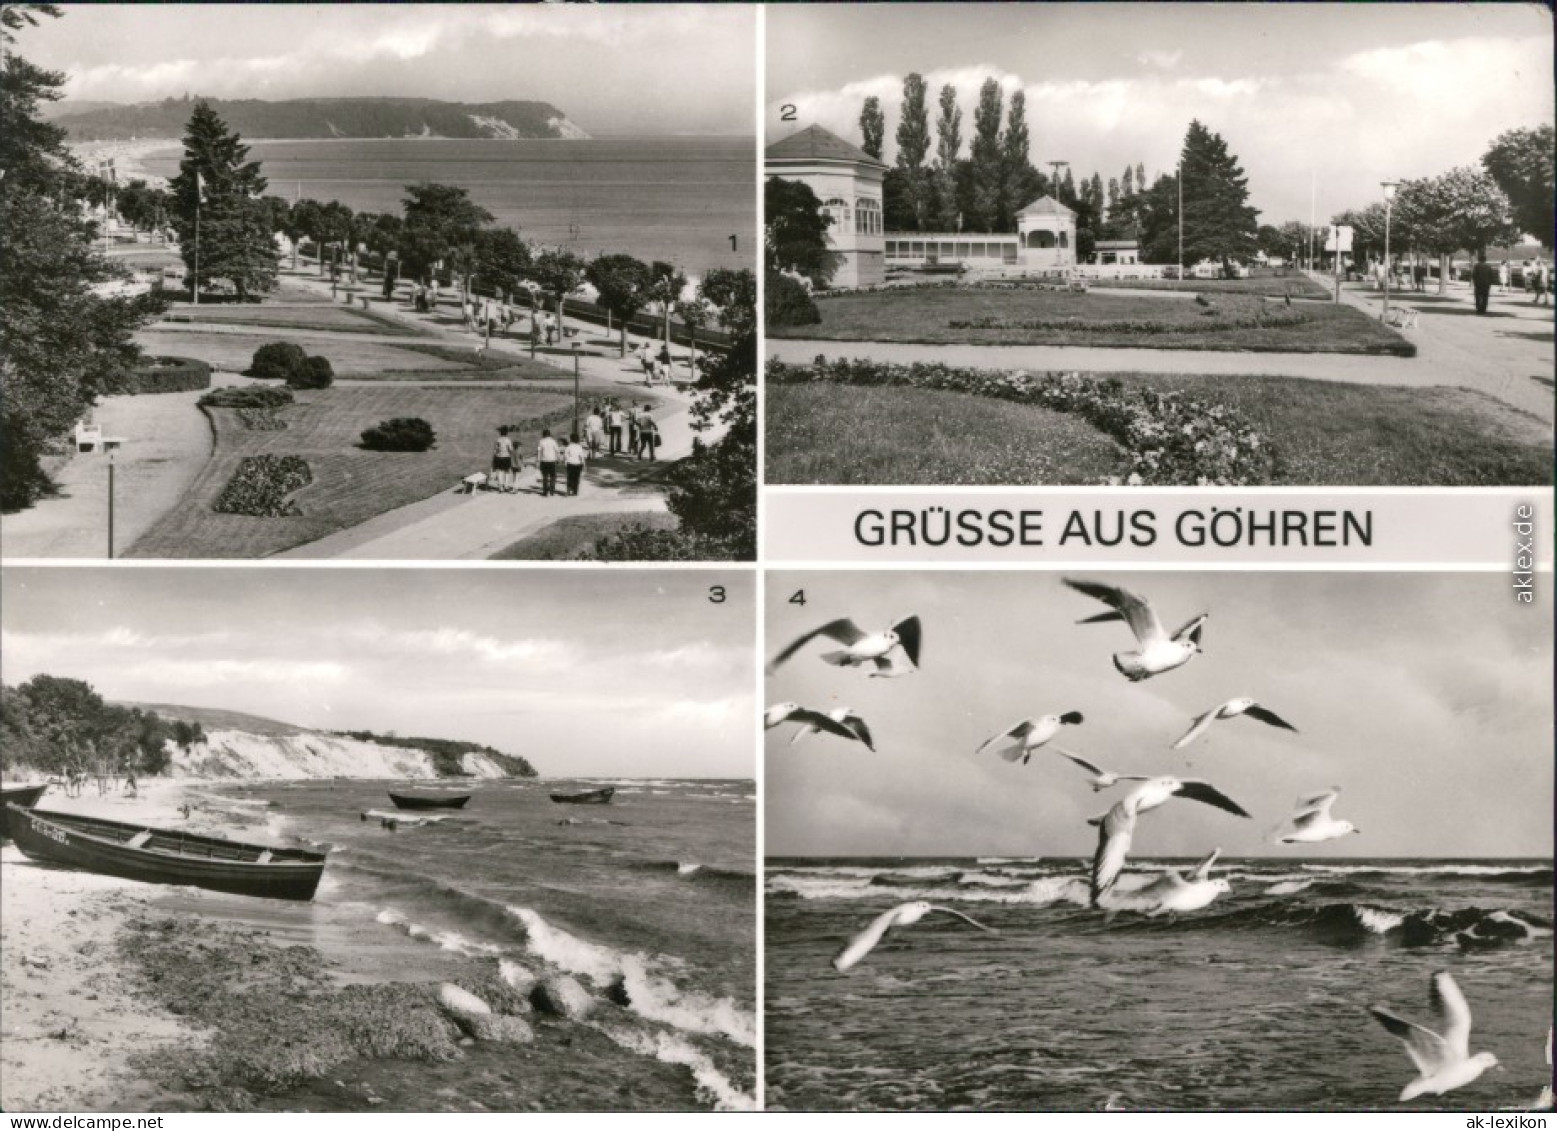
[156,778,755,1111]
[140,137,756,278]
[764,856,1553,1112]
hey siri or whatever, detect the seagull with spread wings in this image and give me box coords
[976,711,1084,765]
[832,900,998,972]
[1172,697,1299,750]
[1276,787,1359,844]
[1089,777,1251,905]
[1135,847,1231,918]
[1370,972,1500,1101]
[764,702,868,748]
[1063,578,1206,681]
[788,706,875,752]
[1054,749,1149,792]
[766,615,922,677]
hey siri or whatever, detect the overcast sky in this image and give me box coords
[769,3,1554,224]
[765,571,1553,859]
[2,568,755,780]
[20,4,755,136]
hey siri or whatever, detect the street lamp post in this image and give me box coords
[107,450,115,559]
[571,340,581,438]
[1380,180,1399,324]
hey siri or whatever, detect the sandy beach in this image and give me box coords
[68,139,178,189]
[0,779,230,1112]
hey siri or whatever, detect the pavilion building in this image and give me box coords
[883,195,1078,274]
[764,124,887,289]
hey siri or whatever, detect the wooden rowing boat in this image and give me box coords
[0,784,48,839]
[387,791,471,811]
[5,805,327,901]
[549,787,615,805]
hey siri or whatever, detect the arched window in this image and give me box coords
[823,197,850,236]
[1029,230,1056,250]
[855,197,882,236]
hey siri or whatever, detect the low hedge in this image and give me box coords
[236,407,288,431]
[212,455,312,516]
[199,386,295,409]
[121,356,212,395]
[768,356,1277,486]
[359,416,436,452]
[947,310,1312,334]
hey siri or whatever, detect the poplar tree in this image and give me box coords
[894,73,931,230]
[858,96,885,161]
[968,78,1005,230]
[933,84,963,231]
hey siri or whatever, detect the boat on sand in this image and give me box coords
[6,805,327,901]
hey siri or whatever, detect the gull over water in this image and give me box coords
[1277,787,1359,844]
[766,615,922,678]
[1370,972,1500,1102]
[1063,578,1206,682]
[832,901,998,973]
[789,706,874,752]
[976,711,1084,764]
[764,703,868,747]
[1055,749,1149,792]
[1089,777,1251,905]
[1172,697,1298,750]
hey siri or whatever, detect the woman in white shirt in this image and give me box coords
[563,433,588,496]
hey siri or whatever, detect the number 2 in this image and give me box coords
[780,104,797,122]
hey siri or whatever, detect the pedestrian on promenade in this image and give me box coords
[638,342,655,383]
[1498,261,1510,294]
[564,433,587,496]
[585,406,605,456]
[608,402,627,455]
[536,430,560,497]
[635,405,660,461]
[1471,252,1496,315]
[492,426,515,493]
[1534,262,1550,307]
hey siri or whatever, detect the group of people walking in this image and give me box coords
[486,404,659,498]
[635,340,677,385]
[584,400,661,460]
[1470,253,1551,314]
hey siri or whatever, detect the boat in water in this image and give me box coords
[549,787,615,805]
[0,784,48,839]
[5,805,327,901]
[387,791,471,811]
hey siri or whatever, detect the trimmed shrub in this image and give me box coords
[249,341,309,383]
[121,356,212,394]
[212,455,312,516]
[765,270,820,328]
[360,416,437,452]
[292,355,334,390]
[200,386,295,409]
[768,357,1277,487]
[236,407,287,431]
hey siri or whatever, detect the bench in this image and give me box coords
[1385,308,1420,330]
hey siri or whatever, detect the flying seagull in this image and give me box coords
[1089,777,1251,905]
[1370,972,1500,1102]
[1172,698,1298,750]
[1135,847,1231,918]
[976,712,1085,764]
[764,703,863,746]
[1063,578,1206,681]
[1276,787,1359,844]
[788,706,875,752]
[1054,749,1149,792]
[832,900,997,973]
[766,615,922,678]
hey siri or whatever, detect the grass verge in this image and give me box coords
[489,512,679,560]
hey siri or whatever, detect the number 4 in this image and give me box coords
[788,590,806,606]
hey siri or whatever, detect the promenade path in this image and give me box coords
[771,274,1553,425]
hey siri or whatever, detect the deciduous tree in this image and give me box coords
[1482,125,1553,249]
[858,96,885,161]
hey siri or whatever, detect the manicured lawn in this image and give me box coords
[766,383,1124,485]
[1106,371,1553,486]
[489,512,679,560]
[773,287,1414,355]
[167,304,430,337]
[1088,272,1330,299]
[133,329,570,381]
[126,385,579,558]
[765,371,1552,487]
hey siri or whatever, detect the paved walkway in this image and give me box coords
[771,276,1554,425]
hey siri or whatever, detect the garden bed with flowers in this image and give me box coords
[212,455,313,516]
[767,357,1274,486]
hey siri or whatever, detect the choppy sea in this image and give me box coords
[140,137,755,277]
[157,778,755,1111]
[765,856,1553,1112]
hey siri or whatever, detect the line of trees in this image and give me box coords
[1327,125,1549,295]
[0,673,205,777]
[1,4,169,511]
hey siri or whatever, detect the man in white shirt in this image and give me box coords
[536,430,560,496]
[607,402,627,455]
[585,407,605,456]
[563,433,588,496]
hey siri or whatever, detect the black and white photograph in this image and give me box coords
[763,570,1553,1111]
[764,4,1554,487]
[1,3,757,561]
[0,567,756,1112]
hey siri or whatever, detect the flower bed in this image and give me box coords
[947,308,1312,334]
[767,357,1277,486]
[200,386,295,409]
[212,455,313,516]
[120,355,212,395]
[236,407,288,431]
